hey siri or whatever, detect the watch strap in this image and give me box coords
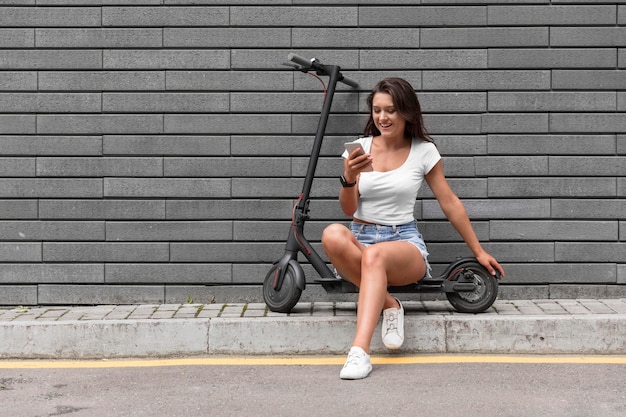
[340,175,357,187]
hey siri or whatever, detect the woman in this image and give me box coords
[321,78,504,380]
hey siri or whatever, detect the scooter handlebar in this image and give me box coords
[288,53,358,88]
[339,75,358,88]
[288,52,313,68]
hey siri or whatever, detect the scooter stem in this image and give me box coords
[301,65,341,200]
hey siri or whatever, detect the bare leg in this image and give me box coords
[321,224,364,285]
[351,241,425,352]
[322,224,426,353]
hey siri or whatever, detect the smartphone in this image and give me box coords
[344,142,373,171]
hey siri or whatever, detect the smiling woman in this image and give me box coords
[365,78,432,144]
[322,77,504,380]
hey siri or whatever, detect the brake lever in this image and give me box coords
[282,62,308,72]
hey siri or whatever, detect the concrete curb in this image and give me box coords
[208,314,626,356]
[1,313,624,359]
[0,319,210,359]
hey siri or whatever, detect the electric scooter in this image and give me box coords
[262,53,500,314]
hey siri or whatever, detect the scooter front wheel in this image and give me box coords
[263,264,302,313]
[445,261,498,313]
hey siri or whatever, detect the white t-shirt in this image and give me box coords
[342,136,441,225]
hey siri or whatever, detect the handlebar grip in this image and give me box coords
[288,53,312,68]
[340,75,359,88]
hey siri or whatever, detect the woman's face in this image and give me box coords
[372,92,406,140]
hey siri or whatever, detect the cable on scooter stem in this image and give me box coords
[291,193,310,255]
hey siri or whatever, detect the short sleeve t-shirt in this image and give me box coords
[342,136,441,226]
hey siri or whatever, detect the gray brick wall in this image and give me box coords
[1,1,625,305]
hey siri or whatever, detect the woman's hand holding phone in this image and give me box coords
[344,142,373,174]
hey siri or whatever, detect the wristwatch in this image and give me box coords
[339,175,357,187]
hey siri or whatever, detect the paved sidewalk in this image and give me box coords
[1,299,625,359]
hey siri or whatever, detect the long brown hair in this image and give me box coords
[363,77,433,143]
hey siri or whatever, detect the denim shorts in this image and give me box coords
[349,220,432,279]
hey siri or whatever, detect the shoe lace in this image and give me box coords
[345,350,364,366]
[384,311,398,335]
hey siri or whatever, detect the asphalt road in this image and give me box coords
[1,356,625,417]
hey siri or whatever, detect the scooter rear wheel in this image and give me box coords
[445,261,498,313]
[263,264,302,313]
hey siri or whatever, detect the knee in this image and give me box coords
[321,224,349,253]
[360,246,386,271]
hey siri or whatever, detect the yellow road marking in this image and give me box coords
[0,355,625,369]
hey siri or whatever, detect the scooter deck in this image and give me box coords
[314,277,476,294]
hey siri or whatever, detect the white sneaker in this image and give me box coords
[382,297,404,349]
[339,346,372,380]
